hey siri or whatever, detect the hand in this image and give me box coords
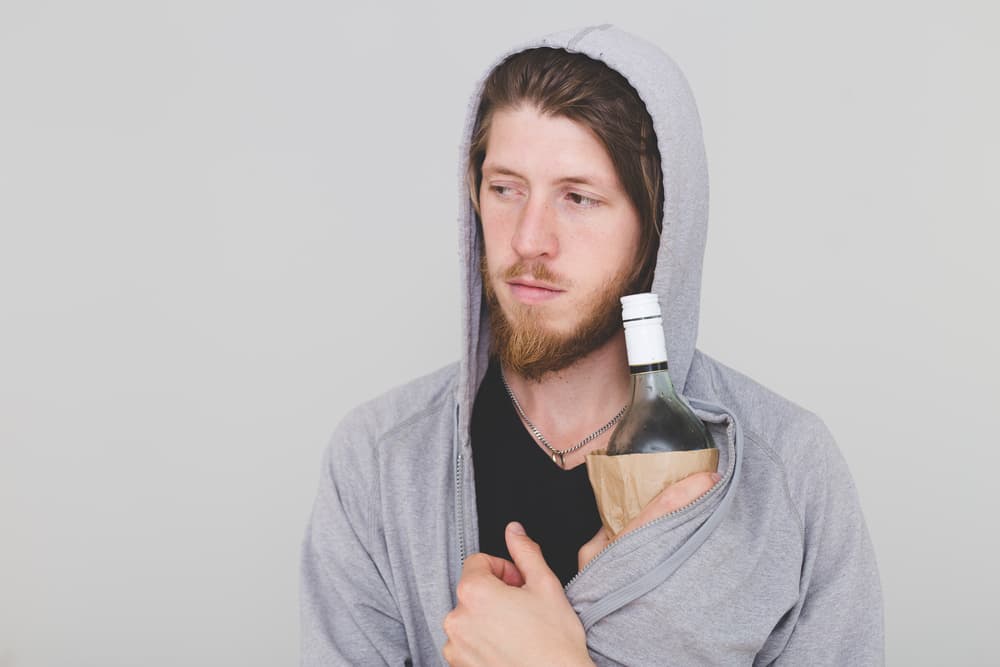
[578,471,722,571]
[442,522,595,667]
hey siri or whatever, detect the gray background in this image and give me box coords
[1,1,997,665]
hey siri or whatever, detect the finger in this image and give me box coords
[619,471,721,538]
[461,551,525,587]
[578,525,611,571]
[504,522,559,587]
[489,555,526,587]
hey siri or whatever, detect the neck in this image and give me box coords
[501,332,633,469]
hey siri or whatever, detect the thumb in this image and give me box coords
[504,522,557,587]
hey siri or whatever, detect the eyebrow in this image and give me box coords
[481,164,607,189]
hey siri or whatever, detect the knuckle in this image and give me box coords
[464,553,489,572]
[460,554,477,573]
[658,485,692,511]
[679,472,712,493]
[698,470,719,483]
[658,485,681,509]
[442,610,457,637]
[578,533,603,561]
[577,543,594,569]
[695,471,718,493]
[455,577,475,602]
[456,574,489,605]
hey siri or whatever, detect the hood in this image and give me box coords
[456,24,711,442]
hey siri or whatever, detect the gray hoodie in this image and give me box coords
[301,24,884,666]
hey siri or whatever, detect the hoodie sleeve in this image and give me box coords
[300,416,411,666]
[762,418,885,666]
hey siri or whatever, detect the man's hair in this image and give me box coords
[467,47,664,293]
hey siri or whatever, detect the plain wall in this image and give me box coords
[1,1,997,665]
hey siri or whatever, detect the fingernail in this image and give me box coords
[507,521,526,536]
[712,472,722,482]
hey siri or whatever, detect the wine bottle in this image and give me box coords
[606,293,715,455]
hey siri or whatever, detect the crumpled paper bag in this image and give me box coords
[585,448,720,538]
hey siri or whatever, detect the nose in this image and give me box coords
[510,195,558,260]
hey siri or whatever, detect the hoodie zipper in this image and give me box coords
[456,452,467,562]
[455,403,467,563]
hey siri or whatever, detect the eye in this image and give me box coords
[489,185,518,198]
[567,192,600,208]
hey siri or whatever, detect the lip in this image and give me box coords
[507,279,564,304]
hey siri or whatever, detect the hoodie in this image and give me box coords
[301,24,884,666]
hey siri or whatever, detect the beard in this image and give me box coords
[481,253,637,382]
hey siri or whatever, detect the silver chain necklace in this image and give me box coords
[499,368,628,469]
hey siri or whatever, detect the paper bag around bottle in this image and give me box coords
[585,448,720,539]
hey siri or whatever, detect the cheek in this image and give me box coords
[571,223,632,259]
[575,225,641,278]
[480,223,504,262]
[479,207,513,257]
[606,217,643,263]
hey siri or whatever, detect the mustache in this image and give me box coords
[497,261,569,289]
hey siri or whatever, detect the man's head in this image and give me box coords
[467,48,664,380]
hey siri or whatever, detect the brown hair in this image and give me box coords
[467,47,664,293]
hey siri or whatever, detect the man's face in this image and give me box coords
[478,104,643,381]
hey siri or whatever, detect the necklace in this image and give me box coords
[499,368,628,469]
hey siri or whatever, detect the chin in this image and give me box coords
[505,297,563,318]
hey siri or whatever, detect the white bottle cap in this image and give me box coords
[620,293,661,322]
[620,293,667,366]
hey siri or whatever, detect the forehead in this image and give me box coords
[481,106,620,191]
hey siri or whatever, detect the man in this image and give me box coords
[301,24,884,666]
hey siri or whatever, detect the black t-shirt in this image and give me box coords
[470,357,604,586]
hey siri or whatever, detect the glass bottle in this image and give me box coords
[606,293,715,455]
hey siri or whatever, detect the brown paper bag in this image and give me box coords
[585,448,720,538]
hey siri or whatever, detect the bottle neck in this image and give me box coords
[623,317,668,367]
[628,360,669,374]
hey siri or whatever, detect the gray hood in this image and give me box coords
[456,23,710,441]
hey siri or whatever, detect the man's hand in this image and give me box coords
[442,522,595,667]
[442,471,721,665]
[578,471,722,571]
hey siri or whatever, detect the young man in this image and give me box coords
[301,24,884,666]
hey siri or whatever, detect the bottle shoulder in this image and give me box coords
[606,369,710,455]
